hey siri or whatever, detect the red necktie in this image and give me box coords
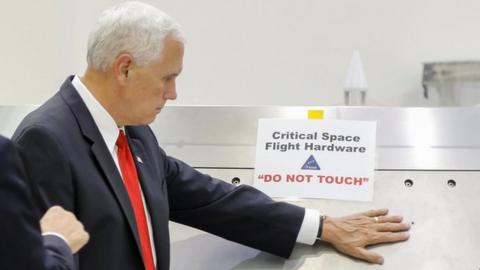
[116,130,155,270]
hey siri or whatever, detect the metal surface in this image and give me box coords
[1,105,479,269]
[170,170,480,270]
[152,106,480,171]
[422,61,480,106]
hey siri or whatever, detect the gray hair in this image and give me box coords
[87,1,184,71]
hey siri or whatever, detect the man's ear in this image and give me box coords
[113,53,134,86]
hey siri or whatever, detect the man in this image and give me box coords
[13,1,409,269]
[0,135,89,270]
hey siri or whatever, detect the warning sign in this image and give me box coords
[254,119,376,201]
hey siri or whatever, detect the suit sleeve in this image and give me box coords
[43,235,75,270]
[164,153,305,258]
[0,138,74,270]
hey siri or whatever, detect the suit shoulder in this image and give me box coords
[14,95,76,138]
[0,136,18,170]
[0,136,13,152]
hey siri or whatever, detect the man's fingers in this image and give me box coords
[40,205,90,253]
[376,222,411,232]
[356,248,384,265]
[363,208,389,217]
[376,215,403,223]
[323,209,411,265]
[69,225,90,253]
[85,231,90,243]
[368,232,410,246]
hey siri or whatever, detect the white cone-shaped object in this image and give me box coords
[345,50,368,91]
[344,50,368,105]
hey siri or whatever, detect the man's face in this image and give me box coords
[120,36,184,125]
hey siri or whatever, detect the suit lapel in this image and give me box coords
[58,77,143,257]
[127,132,169,265]
[127,134,165,214]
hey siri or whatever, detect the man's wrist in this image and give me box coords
[295,208,321,245]
[316,215,326,241]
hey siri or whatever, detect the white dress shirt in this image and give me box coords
[71,76,320,258]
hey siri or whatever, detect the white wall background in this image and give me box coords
[1,0,480,106]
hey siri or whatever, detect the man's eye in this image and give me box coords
[164,76,175,82]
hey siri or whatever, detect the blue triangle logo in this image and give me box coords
[301,155,321,170]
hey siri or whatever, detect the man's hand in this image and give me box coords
[40,206,90,253]
[320,208,410,265]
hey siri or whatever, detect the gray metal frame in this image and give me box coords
[1,105,479,269]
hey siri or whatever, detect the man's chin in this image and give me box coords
[146,113,160,124]
[125,114,158,126]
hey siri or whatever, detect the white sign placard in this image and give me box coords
[254,119,376,201]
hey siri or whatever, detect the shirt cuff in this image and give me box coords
[42,232,69,246]
[295,208,320,245]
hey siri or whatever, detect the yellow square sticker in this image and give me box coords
[307,110,324,120]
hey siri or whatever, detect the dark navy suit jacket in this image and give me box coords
[0,136,74,270]
[12,76,305,270]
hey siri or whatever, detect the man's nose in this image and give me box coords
[165,82,177,100]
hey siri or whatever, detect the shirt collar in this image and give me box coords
[71,75,120,154]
